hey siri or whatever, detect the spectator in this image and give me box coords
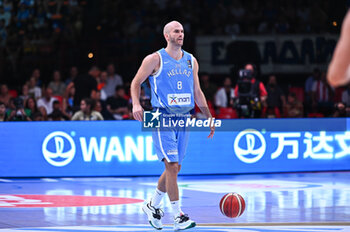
[140,86,152,111]
[32,111,44,121]
[341,84,350,107]
[16,4,32,24]
[97,70,107,90]
[336,84,350,117]
[97,70,108,100]
[333,102,348,117]
[245,0,262,33]
[312,71,334,116]
[19,0,35,7]
[215,77,235,108]
[234,63,268,118]
[262,0,279,24]
[225,0,244,35]
[200,73,217,103]
[34,5,47,30]
[309,1,328,33]
[235,63,268,102]
[0,19,7,46]
[25,96,39,120]
[27,76,42,99]
[0,101,7,121]
[6,97,31,121]
[305,68,320,114]
[141,81,151,100]
[91,89,110,119]
[94,100,103,115]
[0,83,11,106]
[48,70,66,96]
[44,0,63,19]
[31,68,42,87]
[65,66,78,85]
[71,98,104,121]
[103,63,123,98]
[48,100,70,121]
[0,6,11,26]
[296,2,311,31]
[231,0,246,22]
[67,65,99,107]
[265,74,286,117]
[19,83,30,105]
[106,86,130,120]
[265,106,279,118]
[284,92,303,118]
[62,85,75,117]
[37,87,57,115]
[275,15,290,33]
[2,0,13,12]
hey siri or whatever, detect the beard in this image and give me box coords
[169,35,183,46]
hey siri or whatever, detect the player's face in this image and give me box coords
[168,25,184,46]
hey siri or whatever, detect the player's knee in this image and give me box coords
[166,162,179,175]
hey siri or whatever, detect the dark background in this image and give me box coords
[0,0,348,89]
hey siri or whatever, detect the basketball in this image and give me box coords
[219,193,245,218]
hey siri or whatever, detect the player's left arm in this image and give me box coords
[193,57,215,138]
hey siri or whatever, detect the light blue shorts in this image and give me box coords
[152,114,190,164]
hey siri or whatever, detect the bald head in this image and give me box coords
[163,21,184,47]
[163,21,183,36]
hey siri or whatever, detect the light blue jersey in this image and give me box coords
[149,48,195,164]
[149,48,194,114]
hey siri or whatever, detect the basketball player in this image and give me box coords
[327,11,350,87]
[130,21,215,230]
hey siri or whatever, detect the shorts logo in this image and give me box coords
[167,93,191,106]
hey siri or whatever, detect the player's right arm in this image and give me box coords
[130,53,160,121]
[327,11,350,87]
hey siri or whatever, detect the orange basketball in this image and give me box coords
[219,193,245,218]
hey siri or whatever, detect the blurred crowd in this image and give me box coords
[99,0,341,38]
[204,65,350,119]
[0,0,348,121]
[0,64,133,121]
[0,0,345,83]
[0,63,349,122]
[0,0,84,46]
[0,0,85,83]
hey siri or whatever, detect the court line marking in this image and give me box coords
[0,179,12,182]
[194,222,350,226]
[41,178,58,182]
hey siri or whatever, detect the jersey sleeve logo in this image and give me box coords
[187,59,192,68]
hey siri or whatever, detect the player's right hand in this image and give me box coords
[132,104,144,122]
[207,117,215,139]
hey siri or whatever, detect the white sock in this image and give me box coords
[170,200,183,218]
[150,188,165,208]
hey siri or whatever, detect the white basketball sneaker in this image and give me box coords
[142,201,164,230]
[174,214,196,230]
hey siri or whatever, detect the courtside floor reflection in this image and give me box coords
[0,172,349,231]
